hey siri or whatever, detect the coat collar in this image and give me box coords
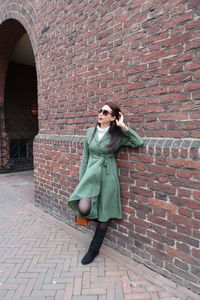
[94,129,110,145]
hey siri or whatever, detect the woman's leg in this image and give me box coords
[81,220,109,265]
[97,221,109,231]
[78,197,91,216]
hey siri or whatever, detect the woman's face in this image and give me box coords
[98,105,116,128]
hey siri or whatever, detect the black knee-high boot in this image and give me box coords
[81,224,107,265]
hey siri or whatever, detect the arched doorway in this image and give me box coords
[0,19,38,172]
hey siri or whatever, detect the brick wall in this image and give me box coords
[1,0,200,294]
[34,134,200,293]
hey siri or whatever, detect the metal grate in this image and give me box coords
[0,104,38,172]
[9,140,28,160]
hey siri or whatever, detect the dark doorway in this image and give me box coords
[4,32,38,171]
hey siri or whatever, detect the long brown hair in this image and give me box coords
[91,102,125,152]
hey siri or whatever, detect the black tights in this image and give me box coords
[96,220,109,230]
[78,198,109,230]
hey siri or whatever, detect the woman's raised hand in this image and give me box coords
[116,112,125,128]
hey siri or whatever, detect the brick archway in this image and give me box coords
[0,0,40,83]
[0,1,40,171]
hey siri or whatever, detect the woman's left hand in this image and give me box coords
[116,112,125,128]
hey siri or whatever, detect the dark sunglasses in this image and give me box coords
[98,108,111,116]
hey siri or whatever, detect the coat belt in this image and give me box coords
[91,154,114,175]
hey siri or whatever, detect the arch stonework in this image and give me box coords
[0,0,200,295]
[0,1,40,171]
[0,0,41,90]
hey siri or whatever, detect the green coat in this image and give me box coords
[68,127,143,222]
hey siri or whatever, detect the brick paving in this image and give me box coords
[0,171,199,300]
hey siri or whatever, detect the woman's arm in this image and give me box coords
[116,112,144,148]
[120,128,144,148]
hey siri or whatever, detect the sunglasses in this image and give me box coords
[98,108,111,116]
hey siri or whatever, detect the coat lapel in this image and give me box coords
[93,130,110,148]
[94,131,100,144]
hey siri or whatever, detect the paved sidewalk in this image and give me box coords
[0,171,199,300]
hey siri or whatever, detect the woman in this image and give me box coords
[68,102,143,265]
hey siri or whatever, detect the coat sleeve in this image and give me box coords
[79,131,90,181]
[119,128,144,148]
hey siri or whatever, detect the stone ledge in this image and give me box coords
[34,134,200,150]
[34,133,85,143]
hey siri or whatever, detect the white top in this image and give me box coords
[97,125,109,140]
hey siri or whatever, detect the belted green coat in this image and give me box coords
[68,126,143,222]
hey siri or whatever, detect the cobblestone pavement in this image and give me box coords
[0,171,199,300]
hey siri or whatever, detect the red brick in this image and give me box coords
[188,0,200,8]
[184,81,200,91]
[167,230,199,247]
[176,243,190,255]
[177,224,192,235]
[179,207,192,218]
[163,12,193,30]
[193,191,200,201]
[162,32,192,47]
[159,112,188,121]
[146,245,173,262]
[148,198,177,213]
[170,196,199,210]
[194,211,200,219]
[193,229,200,240]
[167,247,197,264]
[192,249,200,259]
[169,159,200,169]
[148,182,176,195]
[177,169,193,178]
[185,60,200,71]
[153,208,166,218]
